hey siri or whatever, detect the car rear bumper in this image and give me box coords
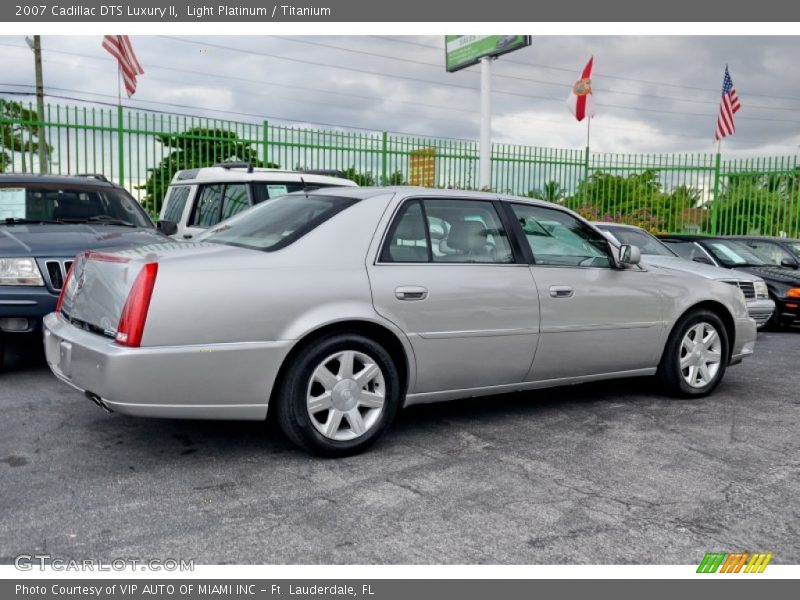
[730,315,757,365]
[746,298,775,328]
[42,311,293,420]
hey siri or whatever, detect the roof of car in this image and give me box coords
[170,166,358,187]
[657,234,712,241]
[590,221,644,230]
[726,235,800,243]
[0,173,118,188]
[305,185,570,209]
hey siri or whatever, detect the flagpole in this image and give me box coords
[587,115,591,150]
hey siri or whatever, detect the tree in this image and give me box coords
[0,99,49,173]
[138,127,277,214]
[564,169,702,233]
[528,180,565,203]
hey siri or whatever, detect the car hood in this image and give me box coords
[640,254,756,281]
[736,264,800,284]
[0,224,165,257]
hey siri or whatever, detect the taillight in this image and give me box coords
[115,263,159,347]
[55,262,75,313]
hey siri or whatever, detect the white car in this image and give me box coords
[156,164,357,240]
[593,222,775,328]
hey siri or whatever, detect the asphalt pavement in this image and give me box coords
[0,331,798,564]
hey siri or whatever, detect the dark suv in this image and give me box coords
[658,234,800,329]
[0,174,166,365]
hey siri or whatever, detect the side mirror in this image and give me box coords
[619,244,641,266]
[157,220,178,236]
[780,257,799,269]
[619,244,642,265]
[693,256,714,265]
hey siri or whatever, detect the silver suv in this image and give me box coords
[593,222,775,329]
[157,164,357,240]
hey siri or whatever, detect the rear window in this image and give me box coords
[0,184,151,227]
[198,194,357,251]
[162,185,190,222]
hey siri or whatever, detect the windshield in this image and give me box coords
[198,193,357,251]
[788,242,800,258]
[703,239,767,267]
[0,184,151,227]
[600,225,677,256]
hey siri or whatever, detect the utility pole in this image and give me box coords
[478,56,493,190]
[31,35,48,174]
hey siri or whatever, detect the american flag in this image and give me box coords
[102,35,144,97]
[714,65,741,141]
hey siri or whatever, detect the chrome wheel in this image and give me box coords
[306,350,386,442]
[679,322,723,388]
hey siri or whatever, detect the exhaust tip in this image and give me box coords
[85,391,113,413]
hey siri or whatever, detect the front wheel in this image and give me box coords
[275,333,402,456]
[658,310,729,397]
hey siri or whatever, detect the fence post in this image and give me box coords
[116,104,125,187]
[268,121,269,167]
[381,131,388,186]
[710,151,721,235]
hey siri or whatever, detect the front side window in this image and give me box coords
[511,204,611,268]
[704,240,766,267]
[601,226,677,257]
[162,185,190,223]
[199,194,357,252]
[379,198,514,264]
[743,240,794,266]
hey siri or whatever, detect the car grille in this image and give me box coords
[722,280,755,300]
[45,260,74,291]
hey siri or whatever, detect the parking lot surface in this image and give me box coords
[1,331,798,565]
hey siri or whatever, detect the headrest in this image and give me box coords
[447,221,487,253]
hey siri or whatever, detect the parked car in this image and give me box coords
[156,163,358,240]
[0,174,165,367]
[44,188,756,455]
[594,222,774,329]
[658,234,800,328]
[726,236,800,269]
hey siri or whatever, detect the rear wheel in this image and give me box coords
[658,309,729,397]
[0,333,5,371]
[275,333,402,456]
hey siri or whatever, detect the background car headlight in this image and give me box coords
[753,280,769,299]
[0,257,45,286]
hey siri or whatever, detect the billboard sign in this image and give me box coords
[445,35,531,72]
[409,147,436,187]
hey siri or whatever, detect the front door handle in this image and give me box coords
[183,234,193,240]
[549,285,574,298]
[395,286,428,301]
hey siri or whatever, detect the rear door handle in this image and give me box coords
[549,285,574,298]
[395,286,428,301]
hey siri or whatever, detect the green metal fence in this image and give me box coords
[2,97,799,237]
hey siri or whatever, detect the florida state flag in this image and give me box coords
[567,57,595,122]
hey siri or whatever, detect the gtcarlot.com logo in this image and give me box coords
[697,552,773,573]
[14,554,194,571]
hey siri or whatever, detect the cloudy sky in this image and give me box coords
[2,35,800,157]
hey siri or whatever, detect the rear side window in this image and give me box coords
[220,184,249,220]
[199,194,357,252]
[162,186,190,223]
[380,198,514,264]
[252,182,321,204]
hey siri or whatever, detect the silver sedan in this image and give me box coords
[43,188,757,455]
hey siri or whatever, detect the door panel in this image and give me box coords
[368,197,540,394]
[370,264,540,393]
[527,266,665,380]
[505,202,666,381]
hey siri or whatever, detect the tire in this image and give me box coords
[0,333,5,371]
[658,309,729,398]
[274,333,402,457]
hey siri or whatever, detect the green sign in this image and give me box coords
[445,35,531,72]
